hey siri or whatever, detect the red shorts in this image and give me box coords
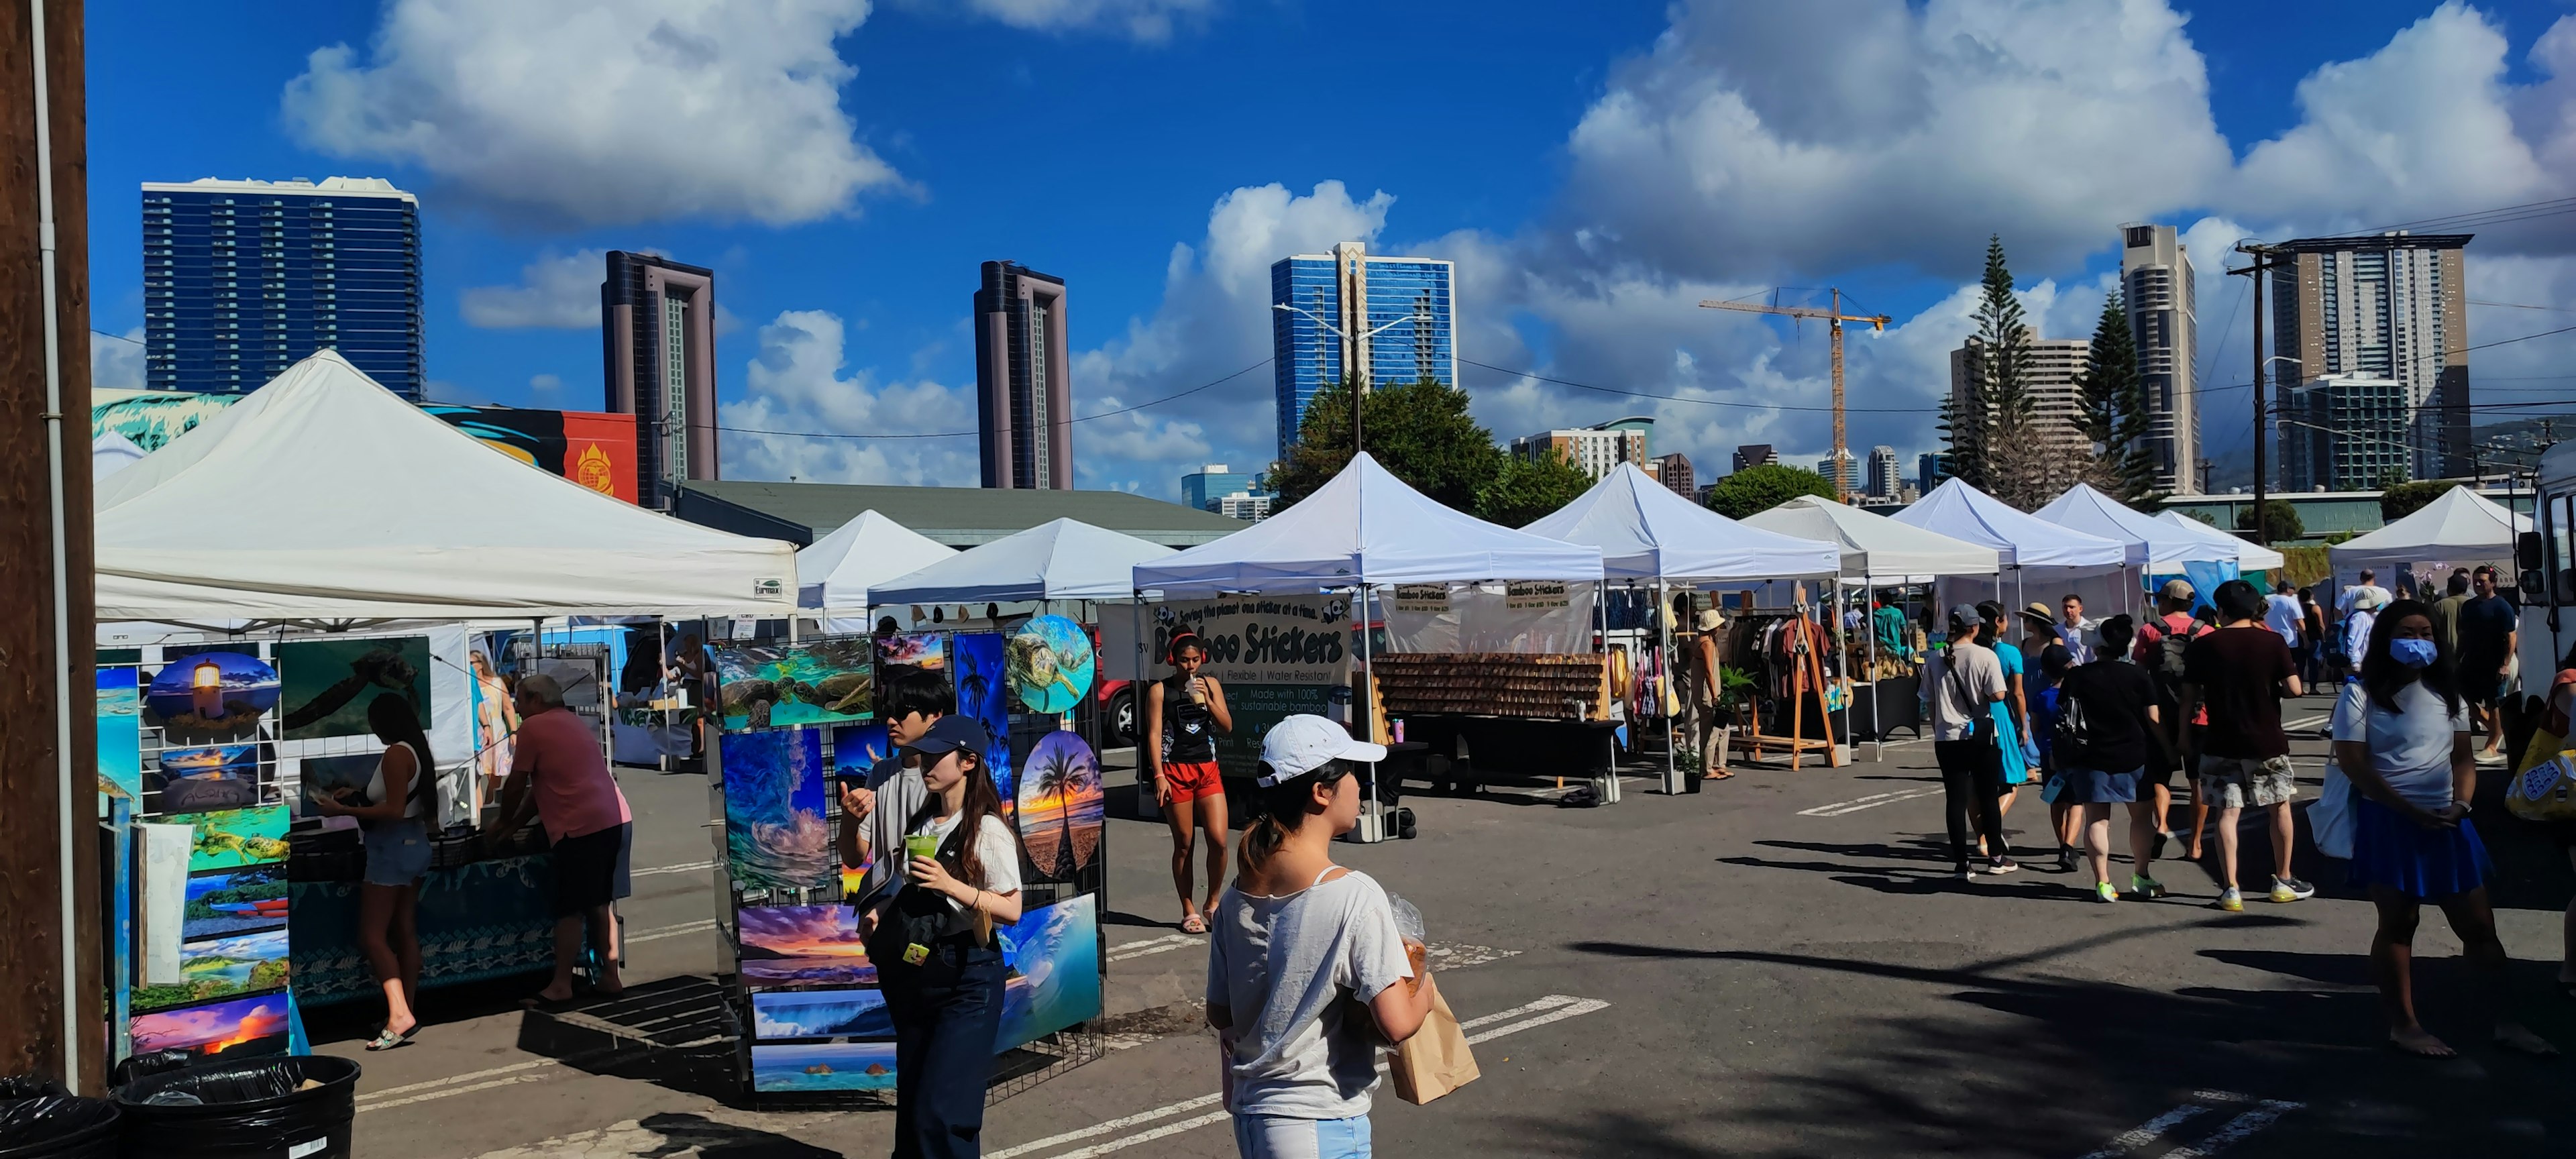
[1160,760,1223,804]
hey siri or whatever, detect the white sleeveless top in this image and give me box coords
[366,740,425,820]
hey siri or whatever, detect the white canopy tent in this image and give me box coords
[2151,510,2286,572]
[1892,479,2133,616]
[1743,494,2000,582]
[95,350,799,623]
[869,517,1175,605]
[796,510,957,614]
[2329,486,2530,599]
[2036,484,2220,569]
[93,431,146,480]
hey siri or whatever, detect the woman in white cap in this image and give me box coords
[1687,608,1733,779]
[1207,715,1434,1158]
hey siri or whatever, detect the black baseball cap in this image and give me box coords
[902,714,990,759]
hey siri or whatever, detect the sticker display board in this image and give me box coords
[1101,596,1355,781]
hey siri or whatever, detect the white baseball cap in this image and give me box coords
[1256,714,1387,785]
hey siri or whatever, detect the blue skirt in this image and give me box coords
[2348,796,2490,899]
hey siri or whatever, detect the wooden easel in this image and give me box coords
[1746,616,1842,769]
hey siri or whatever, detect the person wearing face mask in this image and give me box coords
[2332,600,2555,1059]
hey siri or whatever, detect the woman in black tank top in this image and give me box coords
[1146,633,1232,933]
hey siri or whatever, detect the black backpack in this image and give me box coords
[2053,682,2095,765]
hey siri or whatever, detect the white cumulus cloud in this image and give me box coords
[719,309,981,486]
[949,0,1213,42]
[461,249,611,329]
[283,0,906,227]
[91,327,146,392]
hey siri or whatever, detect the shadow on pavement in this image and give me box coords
[626,1111,845,1158]
[517,975,749,1105]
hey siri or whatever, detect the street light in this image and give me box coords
[1273,302,1417,454]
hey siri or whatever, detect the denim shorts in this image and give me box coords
[1233,1114,1371,1159]
[362,818,431,886]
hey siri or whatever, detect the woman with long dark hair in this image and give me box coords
[1208,716,1434,1159]
[2332,600,2555,1058]
[1145,632,1233,932]
[865,715,1022,1158]
[311,692,439,1050]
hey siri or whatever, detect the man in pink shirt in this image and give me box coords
[488,673,631,1002]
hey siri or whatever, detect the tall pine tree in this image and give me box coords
[1959,235,2050,504]
[2076,291,2160,501]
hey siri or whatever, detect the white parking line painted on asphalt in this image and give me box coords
[625,918,715,944]
[1106,934,1198,962]
[2075,1104,2210,1159]
[1798,786,1944,817]
[2162,1099,2303,1158]
[357,1060,565,1114]
[988,995,1605,1159]
[630,860,714,877]
[359,1059,561,1104]
[2076,1091,2302,1159]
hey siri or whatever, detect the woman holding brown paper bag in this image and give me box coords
[1207,715,1436,1159]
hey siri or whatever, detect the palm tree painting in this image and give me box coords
[1015,731,1103,881]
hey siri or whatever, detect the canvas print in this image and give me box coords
[996,893,1104,1054]
[712,637,875,730]
[142,647,278,745]
[188,806,290,873]
[737,904,875,987]
[147,744,264,816]
[722,730,835,894]
[751,1042,896,1093]
[99,667,142,801]
[295,752,382,819]
[830,723,892,895]
[877,632,945,672]
[278,637,431,741]
[134,928,290,1013]
[128,993,291,1058]
[753,988,894,1040]
[951,632,1015,805]
[1008,616,1094,714]
[184,867,288,939]
[1018,730,1104,881]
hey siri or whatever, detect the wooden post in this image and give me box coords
[0,0,102,1093]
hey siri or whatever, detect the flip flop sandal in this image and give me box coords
[364,1027,415,1052]
[1705,769,1735,780]
[1181,914,1208,935]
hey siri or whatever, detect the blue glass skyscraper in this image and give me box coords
[142,177,424,398]
[1270,242,1454,458]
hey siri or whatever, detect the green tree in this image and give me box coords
[2076,290,2159,501]
[1268,374,1504,514]
[1947,235,2036,494]
[2236,498,2304,541]
[2379,478,2460,521]
[1701,463,1835,520]
[1477,448,1597,527]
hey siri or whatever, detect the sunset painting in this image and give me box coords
[1016,730,1103,881]
[129,993,290,1058]
[737,904,875,987]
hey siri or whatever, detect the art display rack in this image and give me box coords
[1366,652,1611,722]
[1733,612,1843,769]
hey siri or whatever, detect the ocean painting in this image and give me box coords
[188,806,290,873]
[135,928,290,1012]
[952,632,1015,806]
[996,893,1104,1054]
[737,904,875,987]
[295,752,381,819]
[147,744,262,816]
[278,637,431,741]
[1008,616,1094,714]
[753,988,894,1040]
[184,867,288,938]
[143,647,278,744]
[878,632,945,671]
[99,667,141,801]
[128,993,290,1058]
[751,1042,897,1093]
[722,730,835,894]
[712,637,874,730]
[1018,731,1104,881]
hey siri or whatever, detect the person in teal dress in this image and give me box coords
[1977,602,2037,846]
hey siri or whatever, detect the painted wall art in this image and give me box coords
[751,1041,896,1093]
[994,893,1104,1054]
[278,637,431,741]
[146,744,264,815]
[133,928,290,1013]
[752,988,894,1040]
[127,993,291,1059]
[1007,616,1093,714]
[187,806,290,873]
[951,632,1015,804]
[737,904,875,987]
[142,647,278,744]
[294,752,382,819]
[1017,731,1103,882]
[712,637,875,730]
[98,667,142,801]
[183,866,287,939]
[720,729,835,894]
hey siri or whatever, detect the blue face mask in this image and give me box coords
[2390,638,2438,669]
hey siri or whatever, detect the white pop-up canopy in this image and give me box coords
[2330,486,2530,571]
[1743,494,2000,581]
[1133,452,1604,596]
[2152,510,2286,572]
[93,431,146,480]
[797,510,956,610]
[870,517,1174,605]
[95,351,800,622]
[2036,483,2216,567]
[1892,479,2128,571]
[1523,463,1838,580]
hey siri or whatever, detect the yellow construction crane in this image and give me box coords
[1699,289,1891,502]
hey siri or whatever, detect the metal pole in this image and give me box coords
[2251,247,2269,545]
[1660,577,1678,793]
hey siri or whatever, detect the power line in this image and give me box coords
[712,357,1271,441]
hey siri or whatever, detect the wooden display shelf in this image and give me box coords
[1367,652,1611,724]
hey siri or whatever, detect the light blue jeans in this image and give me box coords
[1232,1113,1371,1159]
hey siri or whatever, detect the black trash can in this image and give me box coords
[114,1056,360,1159]
[0,1089,120,1159]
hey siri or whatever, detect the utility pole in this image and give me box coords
[2229,243,2273,545]
[1700,290,1891,502]
[1,0,102,1093]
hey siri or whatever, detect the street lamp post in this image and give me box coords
[1273,303,1415,455]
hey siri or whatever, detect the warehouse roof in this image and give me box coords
[676,480,1249,549]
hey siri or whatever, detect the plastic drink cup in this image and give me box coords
[905,834,940,862]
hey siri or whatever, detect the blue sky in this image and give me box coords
[87,1,2576,499]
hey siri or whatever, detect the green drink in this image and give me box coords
[904,834,940,863]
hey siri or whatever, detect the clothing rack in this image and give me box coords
[1728,610,1843,769]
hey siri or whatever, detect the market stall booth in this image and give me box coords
[2328,486,2529,603]
[1128,453,1605,834]
[1525,464,1841,788]
[91,351,796,1067]
[2038,483,2241,604]
[1892,479,2131,618]
[796,510,956,630]
[2152,510,2286,574]
[1743,495,2002,749]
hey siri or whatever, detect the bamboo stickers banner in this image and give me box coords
[1103,596,1354,687]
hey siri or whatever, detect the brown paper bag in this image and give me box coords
[1388,979,1479,1105]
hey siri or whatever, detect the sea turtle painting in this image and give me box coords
[1007,616,1093,714]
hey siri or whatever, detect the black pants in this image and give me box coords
[1935,738,2008,870]
[881,942,1007,1159]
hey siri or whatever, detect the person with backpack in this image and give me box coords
[2022,633,2082,873]
[1925,605,2015,879]
[2055,621,2162,902]
[2184,580,2310,912]
[2135,579,2212,861]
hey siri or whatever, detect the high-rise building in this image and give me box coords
[1650,453,1695,499]
[2121,223,2200,494]
[974,262,1072,490]
[1271,241,1455,456]
[1919,452,1948,492]
[1181,463,1265,512]
[1511,421,1649,480]
[1866,445,1900,499]
[1949,329,2092,471]
[1815,450,1859,496]
[2280,374,2409,492]
[602,250,718,510]
[1731,444,1779,474]
[2269,232,2472,481]
[142,177,422,398]
[1217,492,1275,522]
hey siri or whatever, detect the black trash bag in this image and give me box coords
[0,1080,64,1103]
[0,1093,120,1159]
[114,1055,361,1159]
[105,1052,191,1091]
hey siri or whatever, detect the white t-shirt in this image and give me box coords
[2263,594,2303,647]
[2332,681,2468,809]
[1924,643,2005,742]
[1206,869,1413,1121]
[904,812,1021,938]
